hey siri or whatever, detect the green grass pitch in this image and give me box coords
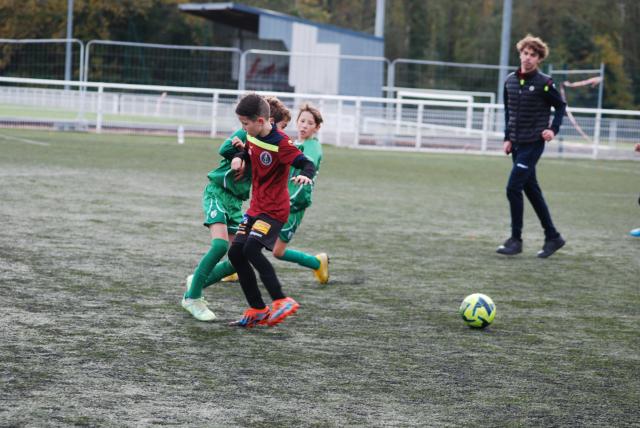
[1,129,638,426]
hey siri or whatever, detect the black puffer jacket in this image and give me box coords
[503,69,566,144]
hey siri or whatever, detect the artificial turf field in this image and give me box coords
[1,129,638,427]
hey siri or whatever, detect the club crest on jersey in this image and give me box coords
[259,151,273,166]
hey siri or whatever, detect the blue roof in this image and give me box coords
[179,2,383,42]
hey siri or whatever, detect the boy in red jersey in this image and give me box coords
[228,94,316,328]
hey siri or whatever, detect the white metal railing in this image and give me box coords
[0,76,639,160]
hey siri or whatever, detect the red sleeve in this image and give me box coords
[278,135,303,165]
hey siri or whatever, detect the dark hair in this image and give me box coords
[265,96,291,124]
[297,103,323,126]
[235,93,270,120]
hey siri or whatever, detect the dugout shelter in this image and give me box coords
[179,2,385,96]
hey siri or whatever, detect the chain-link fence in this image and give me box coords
[84,40,241,89]
[0,39,84,81]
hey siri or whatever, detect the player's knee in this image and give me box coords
[242,239,264,263]
[272,246,285,259]
[228,242,244,265]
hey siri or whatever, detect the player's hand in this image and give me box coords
[231,157,245,179]
[503,140,512,155]
[291,175,312,185]
[634,143,640,152]
[542,129,555,141]
[232,136,245,150]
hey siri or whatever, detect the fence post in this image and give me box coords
[415,103,423,148]
[238,51,247,91]
[354,99,362,147]
[465,100,473,134]
[336,99,343,146]
[96,84,104,133]
[481,105,489,152]
[592,109,602,159]
[210,92,219,138]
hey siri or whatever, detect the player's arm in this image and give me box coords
[543,79,567,137]
[231,150,249,179]
[290,154,315,185]
[219,129,247,160]
[503,84,512,155]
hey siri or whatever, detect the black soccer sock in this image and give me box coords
[228,241,265,309]
[243,238,286,301]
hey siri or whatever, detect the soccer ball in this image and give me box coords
[459,293,496,329]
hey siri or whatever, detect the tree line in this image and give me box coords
[0,0,636,109]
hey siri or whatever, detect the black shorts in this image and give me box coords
[233,213,283,251]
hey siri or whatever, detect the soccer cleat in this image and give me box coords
[181,296,216,321]
[221,273,239,282]
[630,228,640,237]
[228,306,271,328]
[313,253,329,284]
[267,297,300,327]
[537,236,566,258]
[496,237,522,255]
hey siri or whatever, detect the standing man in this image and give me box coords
[497,34,567,258]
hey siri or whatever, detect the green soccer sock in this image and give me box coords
[185,238,228,299]
[278,248,320,270]
[203,260,236,289]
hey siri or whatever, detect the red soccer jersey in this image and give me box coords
[245,125,304,223]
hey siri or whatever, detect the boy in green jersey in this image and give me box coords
[272,103,329,283]
[180,129,250,321]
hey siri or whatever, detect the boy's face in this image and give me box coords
[238,115,265,137]
[276,119,290,131]
[296,111,319,140]
[519,46,541,73]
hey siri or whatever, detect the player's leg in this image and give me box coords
[521,145,565,258]
[185,222,229,300]
[272,210,329,283]
[227,217,272,328]
[523,168,560,240]
[497,145,530,255]
[201,193,244,289]
[228,216,265,306]
[182,186,230,321]
[242,214,299,326]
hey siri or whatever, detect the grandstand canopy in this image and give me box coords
[179,2,385,96]
[179,2,382,42]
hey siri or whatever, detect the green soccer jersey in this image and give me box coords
[288,136,322,212]
[206,129,251,200]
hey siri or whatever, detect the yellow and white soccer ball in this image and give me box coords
[459,293,496,329]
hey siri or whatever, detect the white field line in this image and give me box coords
[0,133,50,146]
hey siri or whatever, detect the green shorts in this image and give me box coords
[278,209,306,243]
[202,183,244,234]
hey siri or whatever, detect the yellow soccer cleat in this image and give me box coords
[221,273,239,282]
[313,253,329,284]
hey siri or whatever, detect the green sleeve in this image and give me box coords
[218,129,247,160]
[302,137,323,170]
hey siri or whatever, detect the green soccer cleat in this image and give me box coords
[313,253,329,284]
[181,296,217,321]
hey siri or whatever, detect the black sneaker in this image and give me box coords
[537,236,565,258]
[496,237,522,255]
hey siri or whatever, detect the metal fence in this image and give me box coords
[0,76,638,160]
[0,38,84,81]
[84,40,241,89]
[0,38,606,108]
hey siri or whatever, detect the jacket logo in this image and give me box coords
[259,151,273,166]
[529,85,535,91]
